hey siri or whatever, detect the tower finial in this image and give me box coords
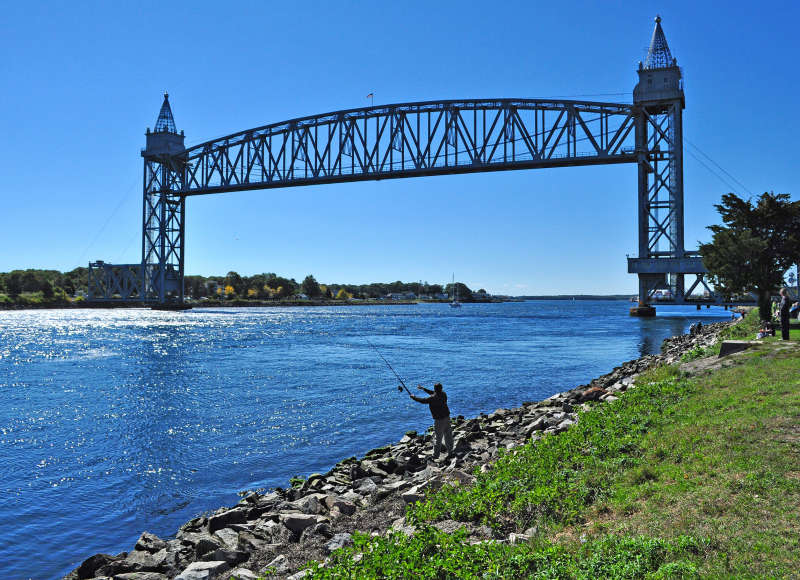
[644,15,674,69]
[154,92,177,133]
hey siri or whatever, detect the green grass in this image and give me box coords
[264,311,800,578]
[406,365,686,533]
[305,528,706,579]
[591,348,800,577]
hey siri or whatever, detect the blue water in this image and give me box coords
[0,301,733,579]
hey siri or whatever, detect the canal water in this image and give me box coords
[0,301,732,578]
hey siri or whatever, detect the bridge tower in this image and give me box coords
[141,93,187,304]
[628,16,707,315]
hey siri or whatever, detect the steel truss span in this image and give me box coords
[89,17,738,310]
[180,99,638,195]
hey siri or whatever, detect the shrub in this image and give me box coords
[303,528,705,579]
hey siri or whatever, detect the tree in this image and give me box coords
[700,192,800,320]
[41,280,54,299]
[302,275,322,298]
[6,272,22,296]
[21,271,39,293]
[224,271,244,295]
[446,281,473,301]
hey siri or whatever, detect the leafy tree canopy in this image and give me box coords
[700,191,800,319]
[301,274,322,298]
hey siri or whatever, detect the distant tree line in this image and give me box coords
[185,272,476,301]
[0,267,483,304]
[0,268,88,300]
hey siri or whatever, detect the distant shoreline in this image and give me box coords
[0,298,511,311]
[518,294,632,301]
[0,295,645,312]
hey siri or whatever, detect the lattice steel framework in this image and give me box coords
[627,16,713,305]
[89,93,187,304]
[89,17,720,308]
[141,154,186,302]
[178,99,638,195]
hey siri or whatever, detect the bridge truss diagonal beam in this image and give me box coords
[179,99,639,195]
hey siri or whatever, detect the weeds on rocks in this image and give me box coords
[406,372,690,534]
[303,526,705,579]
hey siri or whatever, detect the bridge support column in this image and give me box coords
[628,16,702,314]
[140,93,187,306]
[630,304,656,317]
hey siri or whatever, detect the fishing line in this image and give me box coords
[365,339,412,395]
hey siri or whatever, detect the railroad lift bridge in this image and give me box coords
[89,17,722,315]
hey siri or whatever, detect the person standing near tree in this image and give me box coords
[410,383,454,460]
[779,287,794,340]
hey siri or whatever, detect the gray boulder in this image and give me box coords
[353,477,378,495]
[201,548,249,566]
[324,532,353,554]
[229,568,259,580]
[134,531,168,553]
[254,519,293,544]
[75,553,120,579]
[213,527,240,551]
[289,493,328,515]
[208,507,249,533]
[401,485,424,504]
[554,418,576,433]
[124,548,164,571]
[177,531,222,557]
[279,512,326,535]
[237,530,273,552]
[323,495,357,515]
[175,560,230,580]
[265,554,290,575]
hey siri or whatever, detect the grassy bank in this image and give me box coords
[279,311,800,578]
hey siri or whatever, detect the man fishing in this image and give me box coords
[410,383,454,460]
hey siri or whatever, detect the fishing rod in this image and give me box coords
[366,340,412,395]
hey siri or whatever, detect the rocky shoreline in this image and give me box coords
[65,320,731,580]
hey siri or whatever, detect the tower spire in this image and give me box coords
[644,15,674,69]
[154,92,177,133]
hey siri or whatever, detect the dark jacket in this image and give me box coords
[780,295,793,319]
[412,390,450,420]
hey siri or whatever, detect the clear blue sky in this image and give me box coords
[2,1,797,294]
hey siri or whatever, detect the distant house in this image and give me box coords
[386,292,416,300]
